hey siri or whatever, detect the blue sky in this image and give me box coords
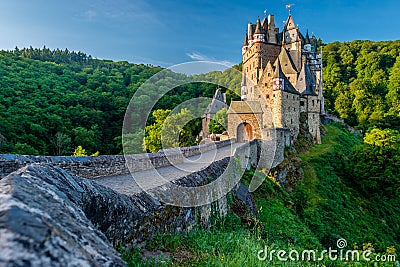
[0,0,398,67]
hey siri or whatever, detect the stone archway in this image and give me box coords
[237,122,253,143]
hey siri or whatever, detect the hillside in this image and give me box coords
[1,42,399,265]
[2,41,400,156]
[0,48,241,156]
[323,40,400,131]
[122,123,399,266]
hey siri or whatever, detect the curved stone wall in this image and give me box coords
[0,139,234,179]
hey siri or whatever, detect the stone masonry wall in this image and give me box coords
[0,139,234,179]
[0,141,259,266]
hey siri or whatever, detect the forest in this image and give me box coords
[323,40,400,131]
[1,41,400,156]
[0,47,240,155]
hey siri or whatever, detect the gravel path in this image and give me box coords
[94,143,242,195]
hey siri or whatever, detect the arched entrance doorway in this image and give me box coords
[237,122,253,143]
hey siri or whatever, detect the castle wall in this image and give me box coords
[306,95,321,143]
[202,116,210,137]
[258,128,290,168]
[227,112,262,141]
[281,91,300,141]
[0,139,234,179]
[243,43,281,85]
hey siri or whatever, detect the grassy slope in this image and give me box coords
[121,124,399,266]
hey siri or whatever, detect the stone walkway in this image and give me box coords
[95,143,242,195]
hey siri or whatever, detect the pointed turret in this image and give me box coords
[273,59,284,78]
[305,30,311,44]
[254,18,264,34]
[261,17,268,32]
[242,33,249,55]
[284,15,297,31]
[272,59,299,94]
[253,17,266,43]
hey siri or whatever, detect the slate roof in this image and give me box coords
[228,101,263,114]
[296,63,317,96]
[277,48,298,74]
[203,89,227,116]
[254,18,265,34]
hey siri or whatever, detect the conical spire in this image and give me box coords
[261,17,268,32]
[254,17,264,34]
[284,15,296,31]
[305,30,311,44]
[273,59,299,94]
[273,58,284,79]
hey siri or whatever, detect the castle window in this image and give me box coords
[312,100,315,106]
[266,94,270,99]
[287,95,288,99]
[294,107,296,111]
[291,119,293,124]
[300,101,305,107]
[293,96,295,100]
[268,73,271,77]
[265,83,267,86]
[259,95,261,98]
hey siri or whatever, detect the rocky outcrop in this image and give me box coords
[0,164,126,267]
[0,155,256,266]
[268,151,304,192]
[268,112,315,191]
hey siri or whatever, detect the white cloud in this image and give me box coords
[83,10,97,20]
[80,0,161,25]
[186,52,234,67]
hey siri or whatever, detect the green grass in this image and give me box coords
[121,123,398,266]
[299,124,347,161]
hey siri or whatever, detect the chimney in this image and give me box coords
[248,22,253,39]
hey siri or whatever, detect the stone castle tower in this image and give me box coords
[228,12,326,163]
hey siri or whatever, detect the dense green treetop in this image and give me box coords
[322,40,400,131]
[0,47,239,155]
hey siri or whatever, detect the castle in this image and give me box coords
[227,12,326,147]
